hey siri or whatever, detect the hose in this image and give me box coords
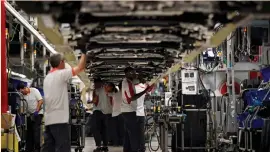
[147,121,160,152]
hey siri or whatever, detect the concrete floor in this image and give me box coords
[73,137,163,152]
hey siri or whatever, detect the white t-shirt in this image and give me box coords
[23,88,43,114]
[135,83,146,116]
[93,87,112,114]
[108,91,122,117]
[43,68,73,126]
[121,78,137,113]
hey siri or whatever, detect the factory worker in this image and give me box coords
[91,78,111,152]
[107,82,124,146]
[42,47,87,152]
[135,82,148,152]
[121,67,152,152]
[104,83,114,146]
[17,82,43,152]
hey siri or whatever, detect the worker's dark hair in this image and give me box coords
[16,82,26,90]
[107,82,115,88]
[94,77,102,83]
[124,67,134,73]
[118,81,122,90]
[49,53,65,68]
[107,82,118,92]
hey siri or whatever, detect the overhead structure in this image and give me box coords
[16,1,270,84]
[4,1,86,84]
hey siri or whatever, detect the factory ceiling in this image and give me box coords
[15,1,270,83]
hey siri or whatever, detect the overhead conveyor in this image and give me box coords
[1,1,86,112]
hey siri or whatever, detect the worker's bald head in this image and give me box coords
[49,53,65,68]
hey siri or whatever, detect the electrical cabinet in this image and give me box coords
[181,69,198,95]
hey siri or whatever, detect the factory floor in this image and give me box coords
[73,137,166,152]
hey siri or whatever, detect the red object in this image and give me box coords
[147,84,154,92]
[124,80,134,104]
[1,1,8,113]
[249,71,261,80]
[220,82,241,95]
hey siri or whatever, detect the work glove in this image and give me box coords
[146,84,154,92]
[33,111,39,116]
[77,37,89,54]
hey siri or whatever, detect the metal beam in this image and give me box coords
[20,24,24,66]
[4,1,57,54]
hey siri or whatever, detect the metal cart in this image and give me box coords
[70,94,86,152]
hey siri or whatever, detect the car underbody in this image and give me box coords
[14,1,270,83]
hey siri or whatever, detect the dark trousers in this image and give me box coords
[92,110,108,147]
[137,116,146,152]
[26,114,43,152]
[261,119,270,152]
[122,112,139,152]
[41,123,71,152]
[111,114,124,145]
[106,114,113,144]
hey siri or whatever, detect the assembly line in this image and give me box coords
[2,1,270,152]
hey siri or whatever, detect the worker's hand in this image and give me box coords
[146,84,154,92]
[77,37,89,54]
[33,111,39,116]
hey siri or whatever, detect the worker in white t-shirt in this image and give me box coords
[135,82,148,152]
[42,39,87,152]
[17,82,43,152]
[107,82,124,146]
[121,67,152,152]
[91,78,111,152]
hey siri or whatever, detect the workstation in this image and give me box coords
[2,1,270,152]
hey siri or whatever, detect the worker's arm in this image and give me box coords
[72,37,90,76]
[132,84,153,101]
[72,54,87,76]
[130,89,148,101]
[123,80,149,103]
[59,54,87,82]
[34,89,43,112]
[36,99,43,112]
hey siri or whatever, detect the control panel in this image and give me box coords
[181,69,198,95]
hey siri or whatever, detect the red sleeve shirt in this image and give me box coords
[122,78,135,104]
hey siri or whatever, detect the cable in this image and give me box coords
[147,119,160,152]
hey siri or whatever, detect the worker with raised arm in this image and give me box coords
[17,82,44,152]
[41,39,87,152]
[121,67,152,152]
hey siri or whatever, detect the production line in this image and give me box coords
[2,1,270,152]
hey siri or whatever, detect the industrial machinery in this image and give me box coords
[3,1,270,152]
[69,84,86,152]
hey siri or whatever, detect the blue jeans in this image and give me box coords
[41,123,71,152]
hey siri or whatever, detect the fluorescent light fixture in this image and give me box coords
[6,69,27,78]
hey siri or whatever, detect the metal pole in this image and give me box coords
[268,20,270,43]
[20,24,24,66]
[43,46,47,77]
[30,34,35,71]
[231,32,237,132]
[4,1,57,54]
